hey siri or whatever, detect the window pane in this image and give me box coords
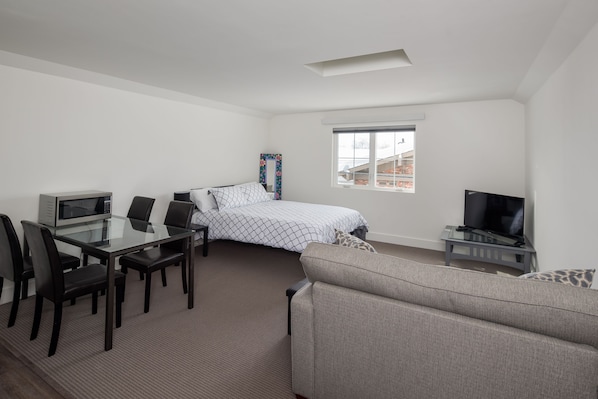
[337,133,370,185]
[333,126,415,192]
[374,131,414,190]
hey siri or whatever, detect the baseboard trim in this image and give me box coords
[0,280,34,306]
[366,232,445,252]
[0,285,15,305]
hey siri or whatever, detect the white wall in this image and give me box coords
[525,20,598,271]
[6,19,595,307]
[269,100,525,250]
[0,63,269,304]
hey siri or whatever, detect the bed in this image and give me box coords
[186,182,368,253]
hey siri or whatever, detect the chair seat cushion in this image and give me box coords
[119,247,185,273]
[63,265,125,300]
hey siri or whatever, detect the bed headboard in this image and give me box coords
[173,183,268,202]
[173,191,191,202]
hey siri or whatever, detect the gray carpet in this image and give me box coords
[371,241,521,277]
[0,241,305,399]
[0,239,518,399]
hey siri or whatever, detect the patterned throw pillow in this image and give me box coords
[240,182,271,204]
[334,229,376,253]
[211,186,248,210]
[518,269,595,288]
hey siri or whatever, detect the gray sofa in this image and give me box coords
[291,242,598,399]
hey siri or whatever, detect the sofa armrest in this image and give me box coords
[291,283,314,399]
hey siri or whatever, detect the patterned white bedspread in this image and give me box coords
[191,200,368,253]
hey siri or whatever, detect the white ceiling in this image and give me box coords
[1,0,597,116]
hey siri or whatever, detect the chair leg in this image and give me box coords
[161,269,167,287]
[98,258,107,296]
[30,295,44,340]
[180,260,188,294]
[8,278,21,327]
[144,273,151,313]
[116,284,125,328]
[21,278,29,300]
[139,271,144,281]
[203,227,209,257]
[48,302,63,357]
[92,291,98,314]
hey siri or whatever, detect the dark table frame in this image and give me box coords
[49,216,195,351]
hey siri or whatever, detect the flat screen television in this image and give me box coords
[463,190,525,241]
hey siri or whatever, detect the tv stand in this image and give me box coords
[440,225,536,274]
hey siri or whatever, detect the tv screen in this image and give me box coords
[464,190,524,240]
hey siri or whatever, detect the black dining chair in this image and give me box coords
[83,196,155,266]
[126,196,156,221]
[0,214,80,328]
[127,196,156,280]
[119,201,194,313]
[22,220,126,357]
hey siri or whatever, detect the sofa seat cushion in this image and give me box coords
[299,242,598,350]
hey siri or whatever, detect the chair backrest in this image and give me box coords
[0,214,23,281]
[21,221,65,302]
[127,196,155,221]
[162,201,194,251]
[163,201,194,229]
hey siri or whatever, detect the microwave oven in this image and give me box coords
[38,190,112,227]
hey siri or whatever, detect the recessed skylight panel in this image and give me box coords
[305,49,412,77]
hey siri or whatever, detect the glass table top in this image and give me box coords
[444,225,526,248]
[48,216,193,255]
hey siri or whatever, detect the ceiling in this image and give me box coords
[0,0,597,116]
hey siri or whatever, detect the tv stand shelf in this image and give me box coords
[440,225,536,274]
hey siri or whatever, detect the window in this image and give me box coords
[333,125,415,192]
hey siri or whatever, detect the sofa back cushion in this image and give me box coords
[309,281,598,399]
[300,242,598,350]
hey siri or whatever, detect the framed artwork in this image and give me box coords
[259,153,282,200]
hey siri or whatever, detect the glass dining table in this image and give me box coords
[46,215,195,351]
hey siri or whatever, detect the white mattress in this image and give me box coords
[191,200,368,253]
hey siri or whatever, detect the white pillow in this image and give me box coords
[211,186,248,210]
[240,182,271,204]
[189,188,218,212]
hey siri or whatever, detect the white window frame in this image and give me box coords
[332,125,416,192]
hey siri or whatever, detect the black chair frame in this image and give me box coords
[119,201,194,313]
[0,214,80,328]
[22,220,126,357]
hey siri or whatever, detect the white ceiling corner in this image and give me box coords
[0,0,596,116]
